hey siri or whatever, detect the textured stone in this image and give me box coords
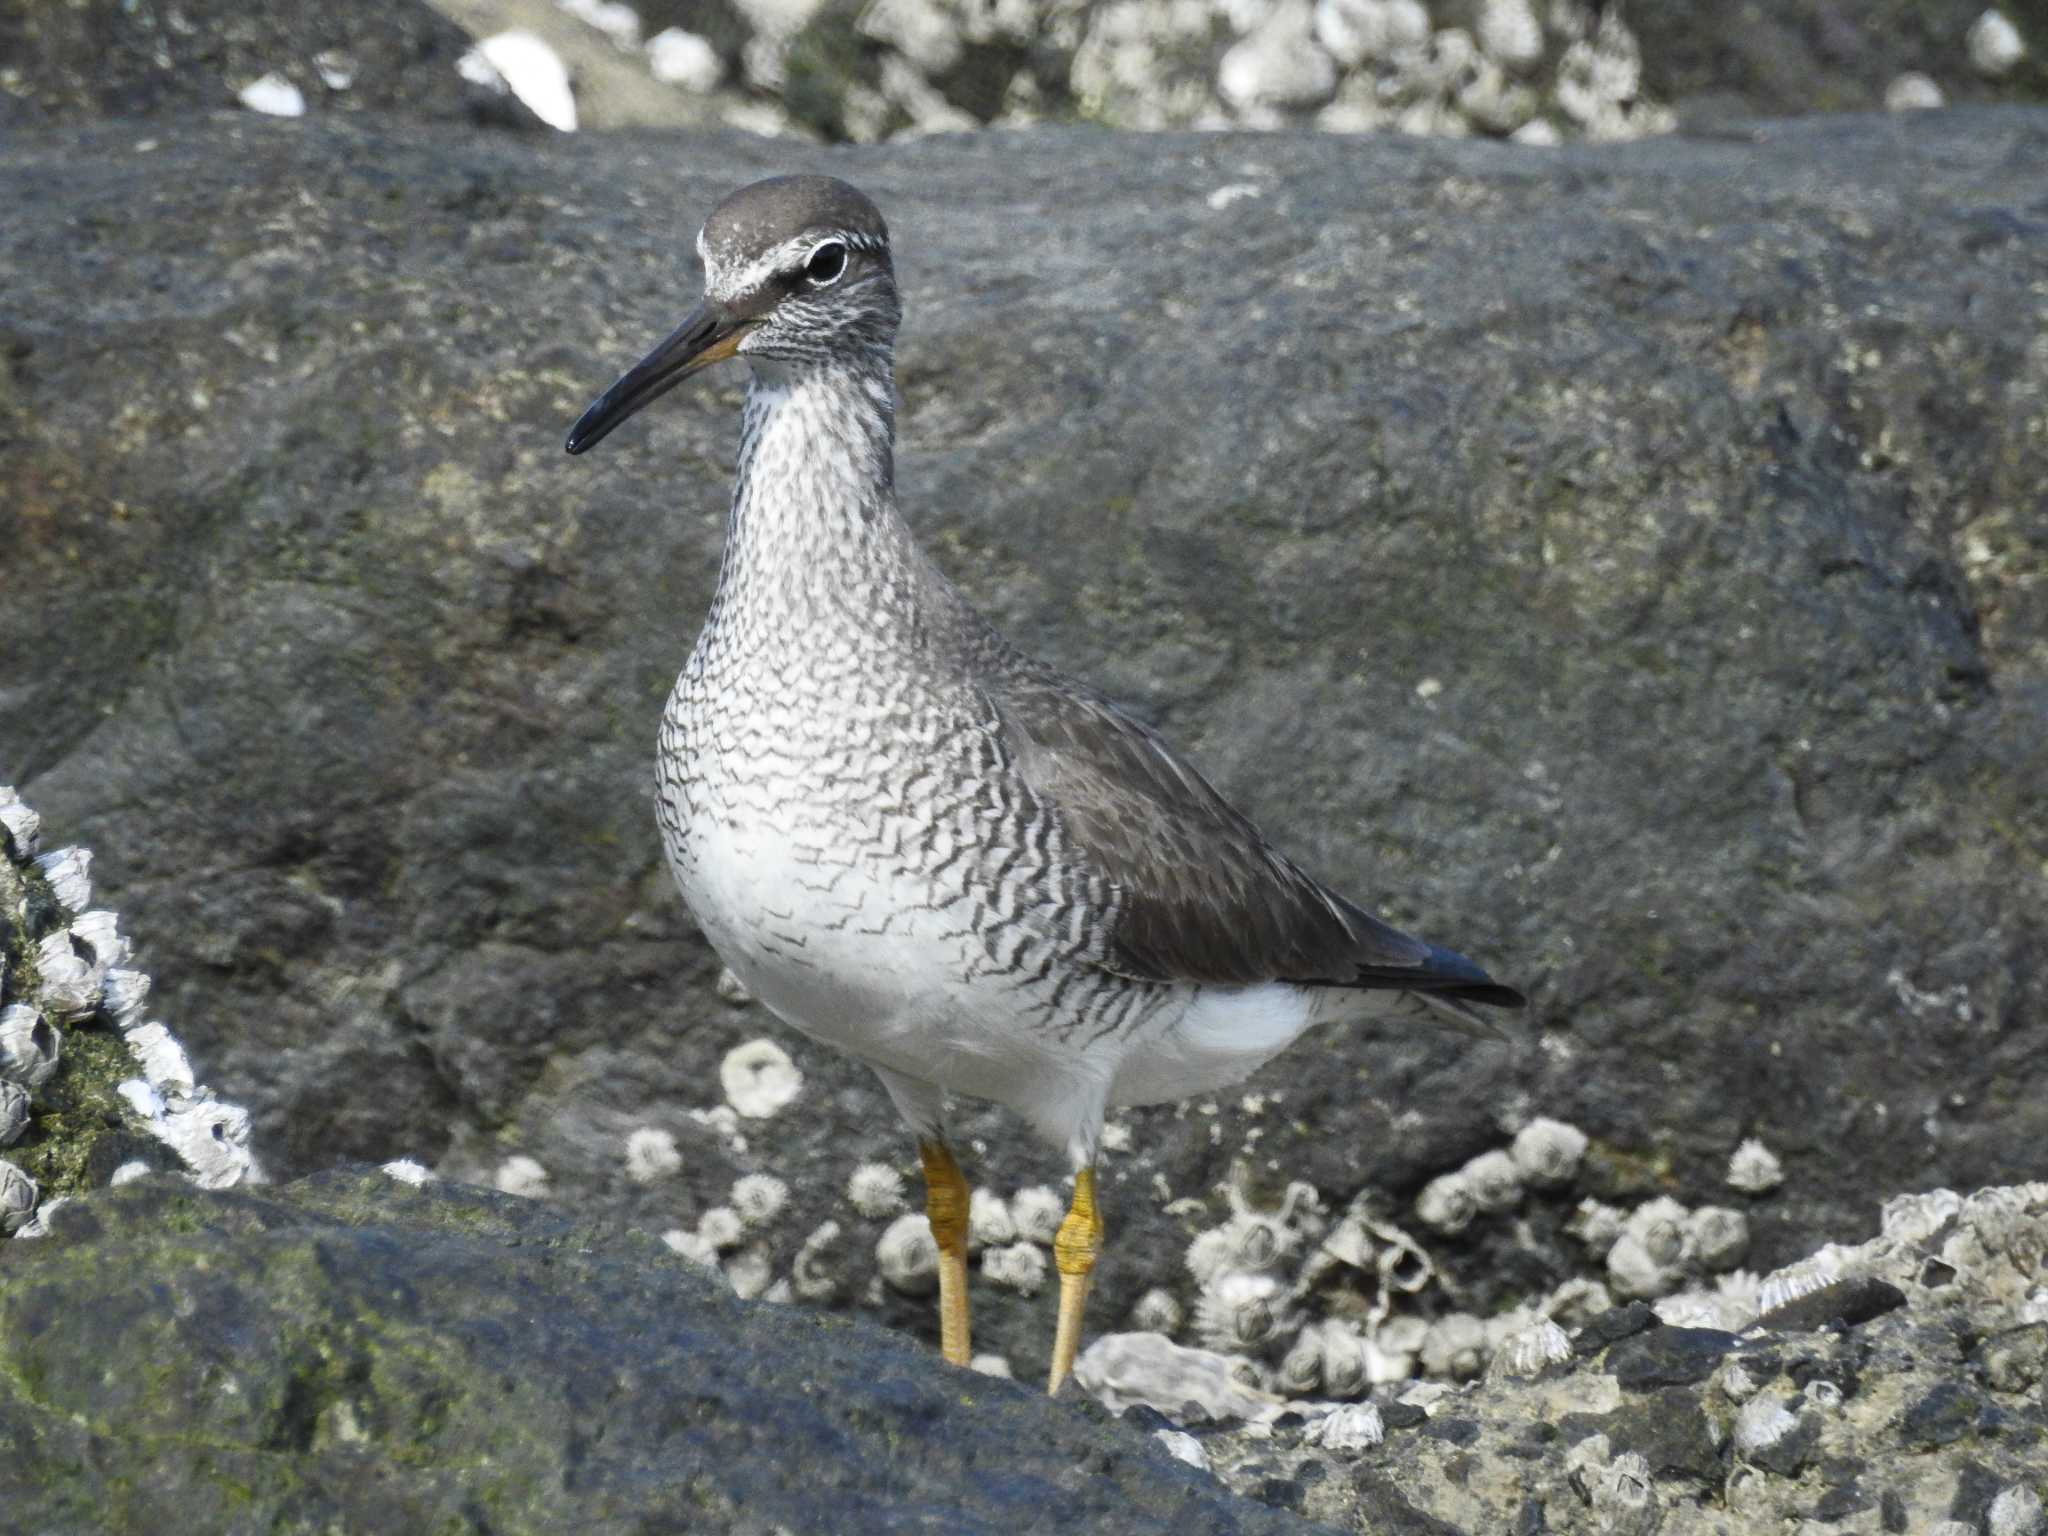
[0,1171,1326,1534]
[5,101,2048,1374]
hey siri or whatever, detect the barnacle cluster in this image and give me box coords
[0,786,264,1240]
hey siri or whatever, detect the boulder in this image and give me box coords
[0,1168,1325,1534]
[2,100,2045,1376]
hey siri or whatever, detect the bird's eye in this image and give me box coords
[805,241,848,286]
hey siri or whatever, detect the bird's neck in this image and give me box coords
[723,358,905,590]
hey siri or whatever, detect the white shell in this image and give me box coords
[33,932,99,1022]
[0,1081,28,1147]
[493,1154,551,1198]
[720,1038,802,1118]
[0,787,42,857]
[698,1205,745,1251]
[0,1158,37,1236]
[13,1193,68,1239]
[1607,1230,1684,1300]
[1303,1400,1384,1453]
[1688,1205,1750,1272]
[66,910,129,971]
[1510,1117,1589,1187]
[1460,1148,1524,1213]
[98,968,149,1030]
[1153,1428,1208,1469]
[967,1185,1015,1251]
[725,1242,773,1300]
[1880,1187,1963,1247]
[1726,1138,1785,1193]
[1193,1269,1288,1353]
[1732,1394,1800,1457]
[792,1219,843,1301]
[1990,1485,2047,1536]
[1315,1318,1371,1398]
[1490,1318,1572,1377]
[381,1159,434,1186]
[0,1006,60,1089]
[125,1023,195,1094]
[1567,1198,1625,1256]
[662,1228,720,1268]
[32,846,92,912]
[969,1353,1012,1379]
[1070,1331,1281,1423]
[731,1173,789,1228]
[1415,1170,1476,1233]
[980,1239,1048,1296]
[155,1099,260,1189]
[846,1160,907,1218]
[1129,1286,1184,1336]
[1884,72,1946,112]
[1009,1184,1065,1246]
[875,1211,939,1294]
[1967,10,2027,77]
[625,1126,683,1182]
[1418,1312,1487,1379]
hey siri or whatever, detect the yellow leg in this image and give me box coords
[1047,1166,1104,1395]
[919,1140,972,1367]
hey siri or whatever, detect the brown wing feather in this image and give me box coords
[986,669,1515,1002]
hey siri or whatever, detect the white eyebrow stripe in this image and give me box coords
[705,229,888,300]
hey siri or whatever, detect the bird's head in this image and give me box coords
[566,174,899,455]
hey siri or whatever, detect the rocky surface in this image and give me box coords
[1112,1181,2048,1532]
[1629,0,2048,124]
[0,0,542,130]
[1179,1187,2048,1531]
[0,1167,1326,1535]
[8,0,2039,142]
[0,785,262,1239]
[1,1163,2039,1534]
[4,97,2047,1381]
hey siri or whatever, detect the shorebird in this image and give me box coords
[566,175,1523,1394]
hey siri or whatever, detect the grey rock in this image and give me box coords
[0,0,542,129]
[1625,0,2048,122]
[0,1170,1330,1535]
[4,104,2048,1375]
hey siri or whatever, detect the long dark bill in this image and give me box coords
[564,301,753,455]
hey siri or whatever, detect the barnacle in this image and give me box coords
[0,1159,38,1236]
[1460,1148,1523,1213]
[876,1211,940,1294]
[1415,1170,1476,1234]
[731,1172,789,1228]
[1490,1318,1572,1377]
[0,1007,61,1090]
[0,1082,28,1148]
[32,847,92,912]
[625,1126,683,1182]
[792,1219,843,1301]
[1510,1116,1589,1188]
[1303,1400,1384,1452]
[1688,1205,1750,1272]
[1128,1286,1184,1335]
[493,1154,551,1199]
[967,1185,1014,1251]
[720,1037,802,1118]
[34,931,101,1022]
[1418,1312,1487,1379]
[846,1160,907,1218]
[980,1240,1048,1296]
[1009,1184,1065,1246]
[1726,1138,1785,1194]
